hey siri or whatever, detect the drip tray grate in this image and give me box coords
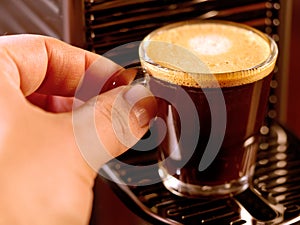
[99,123,300,224]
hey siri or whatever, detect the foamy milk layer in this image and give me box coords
[140,21,277,88]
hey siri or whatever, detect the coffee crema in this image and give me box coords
[140,20,277,88]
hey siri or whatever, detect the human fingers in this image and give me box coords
[72,84,157,171]
[25,68,139,112]
[0,34,131,98]
[26,93,74,112]
[0,33,158,173]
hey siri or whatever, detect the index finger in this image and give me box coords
[0,34,121,97]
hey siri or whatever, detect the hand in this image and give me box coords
[0,34,157,225]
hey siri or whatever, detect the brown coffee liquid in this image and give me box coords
[140,21,277,188]
[149,75,272,186]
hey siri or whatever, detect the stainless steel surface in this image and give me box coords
[0,0,64,38]
[0,0,85,48]
[96,123,300,224]
[84,0,278,54]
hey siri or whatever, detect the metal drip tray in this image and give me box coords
[98,123,300,224]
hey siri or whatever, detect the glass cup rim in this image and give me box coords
[139,19,278,88]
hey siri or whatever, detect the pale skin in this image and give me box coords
[0,34,157,225]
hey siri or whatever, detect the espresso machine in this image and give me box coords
[1,0,299,224]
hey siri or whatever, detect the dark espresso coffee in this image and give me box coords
[139,20,278,197]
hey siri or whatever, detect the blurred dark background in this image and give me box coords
[286,0,300,137]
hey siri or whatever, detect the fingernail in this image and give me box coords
[123,84,157,127]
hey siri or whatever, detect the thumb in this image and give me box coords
[72,84,157,172]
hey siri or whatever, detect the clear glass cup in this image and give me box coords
[139,20,278,197]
